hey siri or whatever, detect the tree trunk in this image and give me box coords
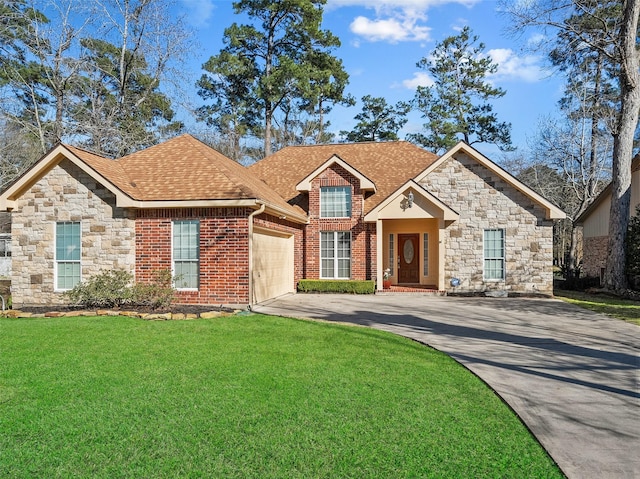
[602,0,640,292]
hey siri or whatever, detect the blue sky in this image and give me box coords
[175,0,564,158]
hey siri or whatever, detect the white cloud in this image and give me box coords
[487,48,544,83]
[181,0,215,27]
[332,0,479,44]
[350,15,431,43]
[402,72,435,89]
[328,0,478,11]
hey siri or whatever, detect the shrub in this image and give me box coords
[130,270,175,309]
[64,269,133,308]
[64,269,176,309]
[626,205,640,289]
[297,279,375,294]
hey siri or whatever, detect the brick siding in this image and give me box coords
[582,236,607,279]
[305,164,375,280]
[136,208,251,305]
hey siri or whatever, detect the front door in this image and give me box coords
[398,234,419,284]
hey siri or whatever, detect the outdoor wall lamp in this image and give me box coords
[407,191,414,208]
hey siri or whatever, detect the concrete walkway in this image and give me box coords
[254,294,640,479]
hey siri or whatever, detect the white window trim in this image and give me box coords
[54,221,81,292]
[483,228,506,281]
[320,186,352,218]
[320,231,351,279]
[172,220,200,291]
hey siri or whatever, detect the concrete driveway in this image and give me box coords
[254,294,640,479]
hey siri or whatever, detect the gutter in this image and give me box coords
[247,202,266,308]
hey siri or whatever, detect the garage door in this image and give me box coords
[252,228,294,304]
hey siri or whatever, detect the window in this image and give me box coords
[484,229,505,280]
[0,236,10,257]
[388,234,394,276]
[320,186,351,218]
[423,233,429,276]
[321,231,351,279]
[173,220,200,289]
[56,222,81,290]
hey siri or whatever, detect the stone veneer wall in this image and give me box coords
[582,236,607,279]
[419,153,555,295]
[11,159,136,307]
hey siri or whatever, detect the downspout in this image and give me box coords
[248,202,266,308]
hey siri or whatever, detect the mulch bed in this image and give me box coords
[18,304,236,315]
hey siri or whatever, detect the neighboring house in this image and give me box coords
[0,135,564,309]
[575,155,640,281]
[0,212,10,278]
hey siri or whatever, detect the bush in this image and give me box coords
[64,269,175,309]
[130,270,175,309]
[64,270,133,308]
[297,279,375,294]
[626,205,640,289]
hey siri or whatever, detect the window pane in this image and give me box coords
[423,233,429,276]
[56,222,80,261]
[320,187,351,217]
[56,222,81,289]
[174,261,198,289]
[320,231,350,279]
[484,229,505,280]
[57,262,80,290]
[173,220,199,288]
[388,234,394,276]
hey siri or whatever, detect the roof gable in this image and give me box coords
[364,180,459,222]
[0,144,135,211]
[416,142,566,220]
[296,154,375,192]
[0,135,307,222]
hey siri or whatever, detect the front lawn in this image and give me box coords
[0,314,562,478]
[555,289,640,325]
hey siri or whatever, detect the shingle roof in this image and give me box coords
[66,135,303,217]
[248,141,439,214]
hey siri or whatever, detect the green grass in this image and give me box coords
[0,314,562,478]
[556,289,640,325]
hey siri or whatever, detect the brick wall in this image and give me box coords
[136,208,251,306]
[419,153,555,295]
[305,164,374,280]
[582,236,607,279]
[11,159,136,307]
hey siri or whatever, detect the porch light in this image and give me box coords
[407,191,414,208]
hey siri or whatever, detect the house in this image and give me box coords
[0,134,564,309]
[575,155,640,281]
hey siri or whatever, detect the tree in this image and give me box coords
[409,26,513,153]
[200,0,349,157]
[531,112,612,275]
[504,0,640,291]
[196,50,262,162]
[340,95,410,142]
[0,0,190,157]
[72,37,182,157]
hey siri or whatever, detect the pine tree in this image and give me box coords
[409,26,512,153]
